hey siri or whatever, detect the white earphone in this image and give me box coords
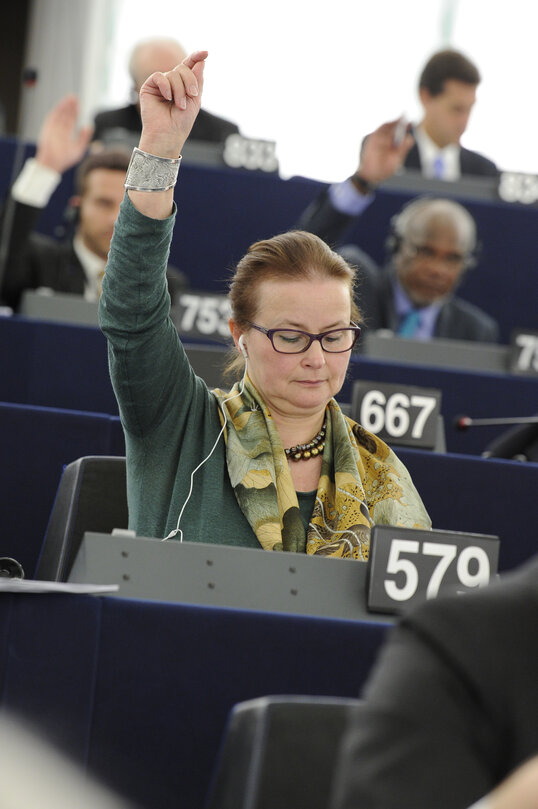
[238,335,248,359]
[163,334,249,543]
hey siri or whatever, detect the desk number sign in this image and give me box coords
[498,172,538,206]
[367,526,500,615]
[171,293,231,344]
[352,380,442,449]
[223,134,279,173]
[509,329,538,377]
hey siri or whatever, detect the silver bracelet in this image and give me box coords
[124,147,181,192]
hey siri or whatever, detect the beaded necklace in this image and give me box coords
[284,419,327,462]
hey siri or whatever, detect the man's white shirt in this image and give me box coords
[413,125,461,180]
[11,158,105,301]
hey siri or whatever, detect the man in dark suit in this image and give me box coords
[330,554,538,809]
[404,48,498,179]
[297,119,499,343]
[0,95,187,312]
[92,37,239,149]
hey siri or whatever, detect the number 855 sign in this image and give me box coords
[367,526,500,614]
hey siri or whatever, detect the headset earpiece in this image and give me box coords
[386,197,479,272]
[385,219,402,257]
[54,200,80,239]
[238,335,248,359]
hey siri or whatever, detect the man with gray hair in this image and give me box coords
[92,37,240,148]
[298,118,499,343]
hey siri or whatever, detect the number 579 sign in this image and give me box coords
[352,380,442,448]
[367,526,500,614]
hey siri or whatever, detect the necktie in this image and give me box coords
[433,155,444,179]
[398,309,421,337]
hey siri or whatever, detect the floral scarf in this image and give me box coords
[212,378,431,560]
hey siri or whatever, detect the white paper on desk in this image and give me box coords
[0,579,119,594]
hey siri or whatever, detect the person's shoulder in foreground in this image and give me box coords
[330,554,538,809]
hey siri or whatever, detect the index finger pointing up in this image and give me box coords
[182,50,209,69]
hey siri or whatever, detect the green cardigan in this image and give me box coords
[100,195,261,547]
[100,195,430,550]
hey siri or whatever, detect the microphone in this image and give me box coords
[453,415,538,461]
[453,415,538,431]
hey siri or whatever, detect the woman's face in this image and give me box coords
[232,277,353,419]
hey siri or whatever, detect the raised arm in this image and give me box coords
[297,118,414,245]
[99,50,210,438]
[34,94,93,174]
[0,95,93,309]
[353,117,414,188]
[127,50,208,220]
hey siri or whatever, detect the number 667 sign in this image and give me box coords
[352,380,442,449]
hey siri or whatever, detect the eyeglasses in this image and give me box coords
[403,242,468,268]
[246,322,361,354]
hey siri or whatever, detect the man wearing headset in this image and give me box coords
[0,95,188,313]
[297,119,499,344]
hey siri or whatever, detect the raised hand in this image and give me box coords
[356,118,414,186]
[138,50,208,159]
[35,94,93,174]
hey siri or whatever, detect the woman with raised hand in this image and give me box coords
[100,50,430,558]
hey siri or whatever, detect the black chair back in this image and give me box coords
[205,695,361,809]
[35,455,128,581]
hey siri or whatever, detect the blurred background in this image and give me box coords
[3,0,537,181]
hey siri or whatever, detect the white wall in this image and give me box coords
[18,0,119,144]
[20,0,537,182]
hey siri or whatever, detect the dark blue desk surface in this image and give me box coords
[1,136,537,344]
[345,354,538,457]
[0,401,124,577]
[1,315,537,458]
[0,315,117,414]
[1,397,535,596]
[397,448,538,572]
[0,591,389,809]
[1,317,536,580]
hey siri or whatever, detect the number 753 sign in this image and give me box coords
[367,526,500,614]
